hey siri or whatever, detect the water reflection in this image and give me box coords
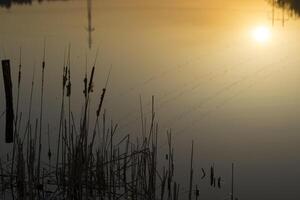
[0,0,64,9]
[0,0,94,49]
[268,0,300,16]
[86,0,94,49]
[0,0,32,8]
[266,0,300,27]
[1,1,300,199]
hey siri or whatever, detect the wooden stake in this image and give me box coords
[2,59,14,143]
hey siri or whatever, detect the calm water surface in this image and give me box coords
[1,0,300,199]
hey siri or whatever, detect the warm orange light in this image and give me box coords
[252,26,271,43]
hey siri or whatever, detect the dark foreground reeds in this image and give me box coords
[0,49,235,200]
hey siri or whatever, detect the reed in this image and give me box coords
[0,50,234,200]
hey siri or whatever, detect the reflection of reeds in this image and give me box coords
[0,51,231,200]
[269,0,300,16]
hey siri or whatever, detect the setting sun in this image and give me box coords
[252,26,271,43]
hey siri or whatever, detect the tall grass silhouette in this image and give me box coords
[0,47,235,200]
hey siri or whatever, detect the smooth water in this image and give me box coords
[1,0,300,199]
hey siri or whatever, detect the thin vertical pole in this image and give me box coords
[272,0,275,26]
[188,140,194,200]
[282,3,285,27]
[231,163,234,200]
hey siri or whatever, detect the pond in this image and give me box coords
[1,0,300,199]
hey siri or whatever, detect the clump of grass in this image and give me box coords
[0,48,235,200]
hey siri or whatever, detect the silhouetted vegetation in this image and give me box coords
[268,0,300,16]
[0,47,236,199]
[0,0,32,9]
[0,0,68,9]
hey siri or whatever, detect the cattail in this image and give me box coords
[86,49,99,98]
[63,66,68,89]
[83,55,88,97]
[195,185,200,200]
[37,39,46,192]
[47,124,52,164]
[18,48,21,86]
[0,51,235,200]
[217,177,221,189]
[201,168,206,179]
[88,66,94,94]
[97,58,112,118]
[66,45,71,97]
[66,75,71,97]
[210,165,214,186]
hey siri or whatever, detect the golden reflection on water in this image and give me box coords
[252,25,271,43]
[1,1,300,198]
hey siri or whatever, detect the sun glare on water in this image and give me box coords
[252,26,271,43]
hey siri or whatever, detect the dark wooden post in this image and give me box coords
[2,59,14,143]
